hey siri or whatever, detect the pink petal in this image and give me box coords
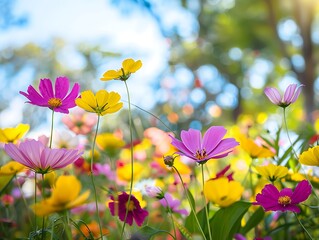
[170,135,195,158]
[206,138,239,158]
[264,87,281,105]
[291,180,312,204]
[62,83,80,107]
[55,76,70,99]
[180,128,201,153]
[39,79,54,100]
[283,84,297,103]
[20,86,48,106]
[290,85,304,103]
[202,126,227,155]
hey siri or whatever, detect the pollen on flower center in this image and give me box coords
[48,98,62,108]
[126,200,135,211]
[195,149,207,160]
[278,195,291,206]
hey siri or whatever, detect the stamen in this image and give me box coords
[278,195,291,206]
[126,200,135,211]
[48,98,62,108]
[195,149,207,160]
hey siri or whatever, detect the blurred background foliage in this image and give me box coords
[1,0,319,136]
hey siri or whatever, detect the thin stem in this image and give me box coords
[163,197,177,240]
[201,164,212,240]
[294,213,314,240]
[41,174,45,240]
[120,81,135,239]
[15,176,33,228]
[125,100,176,134]
[90,114,103,239]
[282,108,298,159]
[172,166,207,240]
[49,110,55,148]
[34,173,37,230]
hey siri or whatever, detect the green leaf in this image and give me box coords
[210,201,251,240]
[240,206,264,235]
[132,226,174,240]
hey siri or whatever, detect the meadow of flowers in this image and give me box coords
[0,58,318,240]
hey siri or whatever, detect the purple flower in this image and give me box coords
[108,192,148,226]
[4,139,83,174]
[170,126,239,164]
[253,180,312,213]
[20,76,80,113]
[159,193,188,215]
[264,84,303,108]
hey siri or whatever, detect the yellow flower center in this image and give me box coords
[126,200,135,211]
[195,149,207,160]
[278,195,291,206]
[48,98,62,108]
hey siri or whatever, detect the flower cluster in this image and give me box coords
[0,60,317,240]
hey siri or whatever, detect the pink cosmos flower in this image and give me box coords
[264,84,303,108]
[253,180,312,213]
[4,139,83,174]
[62,108,97,135]
[108,192,148,226]
[19,76,80,113]
[170,126,239,164]
[159,193,188,215]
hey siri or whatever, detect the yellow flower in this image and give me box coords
[32,175,90,216]
[117,162,144,182]
[100,58,142,81]
[75,90,123,116]
[237,134,275,159]
[0,124,30,143]
[96,133,125,151]
[255,163,288,182]
[204,177,244,207]
[299,146,319,166]
[0,161,25,175]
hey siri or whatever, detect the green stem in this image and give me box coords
[294,213,314,240]
[34,173,37,230]
[49,110,55,148]
[63,211,73,240]
[120,81,135,239]
[125,101,176,134]
[172,166,207,240]
[15,175,33,228]
[163,197,177,240]
[41,174,46,240]
[201,164,212,240]
[90,114,103,239]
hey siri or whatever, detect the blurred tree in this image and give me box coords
[115,0,319,125]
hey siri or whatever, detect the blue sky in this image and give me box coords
[0,0,175,127]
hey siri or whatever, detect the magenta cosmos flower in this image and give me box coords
[4,139,83,174]
[108,192,148,226]
[254,180,311,213]
[170,126,239,164]
[159,193,188,215]
[19,76,80,114]
[264,84,303,108]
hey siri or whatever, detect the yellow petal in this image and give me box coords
[100,70,121,81]
[101,103,123,115]
[66,190,90,209]
[51,175,81,204]
[31,200,60,216]
[300,146,319,166]
[0,161,25,175]
[76,91,97,113]
[204,178,243,207]
[0,124,30,143]
[122,59,142,73]
[96,90,109,109]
